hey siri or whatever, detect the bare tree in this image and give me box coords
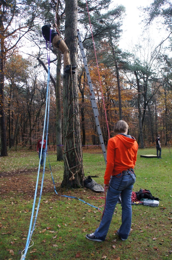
[0,0,36,156]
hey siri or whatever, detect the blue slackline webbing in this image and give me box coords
[21,36,51,260]
[48,159,101,211]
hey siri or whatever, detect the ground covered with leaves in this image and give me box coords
[0,147,172,260]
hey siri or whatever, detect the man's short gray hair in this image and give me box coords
[114,120,129,134]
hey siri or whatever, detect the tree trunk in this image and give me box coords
[78,68,86,146]
[0,19,8,156]
[134,71,144,148]
[115,61,122,120]
[8,84,11,148]
[148,104,154,143]
[109,35,122,120]
[61,0,84,188]
[164,86,168,145]
[56,52,63,160]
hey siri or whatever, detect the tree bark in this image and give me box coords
[0,19,8,156]
[134,71,144,148]
[148,104,155,143]
[78,68,86,146]
[56,52,63,160]
[61,0,84,188]
[109,35,122,120]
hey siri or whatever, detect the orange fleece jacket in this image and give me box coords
[104,134,138,185]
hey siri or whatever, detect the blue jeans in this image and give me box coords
[156,146,161,158]
[39,148,45,166]
[94,170,136,240]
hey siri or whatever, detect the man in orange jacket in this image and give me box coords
[86,120,138,242]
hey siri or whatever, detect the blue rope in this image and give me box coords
[47,159,101,210]
[22,29,101,259]
[21,37,51,260]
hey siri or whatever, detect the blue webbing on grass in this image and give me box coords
[47,157,101,210]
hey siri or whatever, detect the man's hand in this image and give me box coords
[104,184,109,192]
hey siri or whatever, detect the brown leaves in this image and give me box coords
[8,249,14,256]
[30,248,37,254]
[75,252,81,258]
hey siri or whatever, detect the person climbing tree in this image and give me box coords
[42,24,76,74]
[86,120,138,242]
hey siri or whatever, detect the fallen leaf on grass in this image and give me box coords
[30,249,37,254]
[75,252,81,258]
[112,245,116,249]
[8,249,14,255]
[153,247,158,251]
[153,238,157,241]
[102,255,107,259]
[53,244,58,247]
[40,229,46,233]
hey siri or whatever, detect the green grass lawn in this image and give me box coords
[0,147,172,260]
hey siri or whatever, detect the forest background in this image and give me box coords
[0,0,172,157]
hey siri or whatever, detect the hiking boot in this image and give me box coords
[64,65,76,74]
[86,233,104,242]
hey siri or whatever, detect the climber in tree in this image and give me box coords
[42,24,76,74]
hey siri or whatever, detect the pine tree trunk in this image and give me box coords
[56,52,63,161]
[61,0,84,188]
[134,71,144,148]
[0,19,8,156]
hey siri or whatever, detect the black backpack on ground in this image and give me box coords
[136,189,159,201]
